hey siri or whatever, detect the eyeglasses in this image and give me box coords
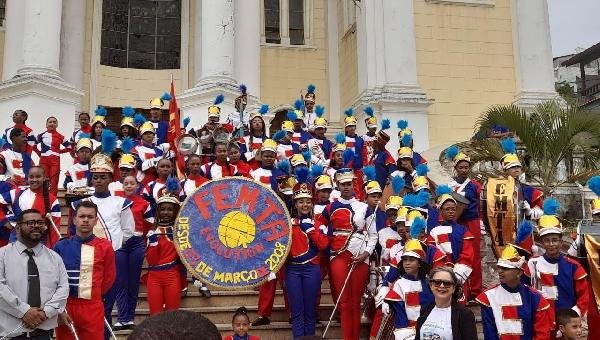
[20,220,46,228]
[429,279,455,288]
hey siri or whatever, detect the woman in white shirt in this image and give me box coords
[416,267,477,340]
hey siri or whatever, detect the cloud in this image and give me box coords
[548,0,600,57]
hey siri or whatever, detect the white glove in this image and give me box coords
[520,201,532,216]
[267,271,277,281]
[375,286,390,306]
[382,302,390,315]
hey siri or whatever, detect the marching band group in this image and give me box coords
[0,83,597,340]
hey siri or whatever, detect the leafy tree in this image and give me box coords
[451,101,600,195]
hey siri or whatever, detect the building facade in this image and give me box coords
[0,0,559,158]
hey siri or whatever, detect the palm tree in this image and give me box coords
[452,101,600,195]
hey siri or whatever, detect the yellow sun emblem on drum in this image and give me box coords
[218,211,256,248]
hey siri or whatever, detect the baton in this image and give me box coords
[322,205,378,338]
[64,311,80,340]
[45,213,62,242]
[104,318,117,340]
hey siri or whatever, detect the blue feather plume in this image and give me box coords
[133,113,146,126]
[272,130,286,141]
[410,217,427,239]
[302,150,312,163]
[165,176,180,194]
[295,167,310,184]
[95,106,107,117]
[121,137,134,154]
[363,106,374,117]
[334,133,346,145]
[403,193,416,208]
[344,108,354,117]
[315,105,325,118]
[391,175,405,195]
[277,159,291,176]
[515,220,533,244]
[435,185,453,197]
[122,106,135,118]
[542,198,560,216]
[381,119,390,130]
[310,164,324,178]
[402,133,412,147]
[500,138,517,154]
[0,137,6,149]
[397,120,408,130]
[342,149,355,167]
[416,164,429,176]
[79,133,91,140]
[415,190,431,207]
[307,84,315,94]
[258,104,269,115]
[294,99,304,111]
[239,84,247,94]
[446,145,459,160]
[213,94,224,105]
[287,110,298,121]
[588,176,600,196]
[363,165,376,181]
[160,92,172,101]
[182,116,191,128]
[101,129,117,155]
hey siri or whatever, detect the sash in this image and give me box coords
[485,176,516,258]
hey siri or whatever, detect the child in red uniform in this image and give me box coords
[223,307,260,340]
[37,116,71,196]
[145,177,184,315]
[229,142,251,177]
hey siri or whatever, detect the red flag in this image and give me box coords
[166,77,185,178]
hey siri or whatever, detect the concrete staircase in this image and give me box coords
[56,190,485,340]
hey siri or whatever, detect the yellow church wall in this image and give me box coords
[260,0,330,115]
[414,0,517,147]
[0,30,5,80]
[337,0,358,112]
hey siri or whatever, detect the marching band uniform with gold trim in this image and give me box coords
[54,234,116,340]
[239,134,266,169]
[145,225,183,315]
[179,174,208,201]
[383,239,434,339]
[317,168,377,340]
[285,174,330,338]
[145,179,184,315]
[114,192,154,328]
[70,138,135,338]
[476,245,553,340]
[0,186,62,248]
[525,200,588,318]
[0,148,34,188]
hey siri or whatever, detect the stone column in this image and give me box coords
[511,0,559,108]
[2,0,26,80]
[17,0,63,79]
[198,0,236,86]
[234,0,260,99]
[355,0,431,152]
[60,0,87,91]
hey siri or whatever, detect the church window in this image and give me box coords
[262,0,312,47]
[101,0,181,70]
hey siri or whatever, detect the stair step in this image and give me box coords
[114,320,372,340]
[134,289,334,309]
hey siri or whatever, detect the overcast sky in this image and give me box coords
[548,0,600,57]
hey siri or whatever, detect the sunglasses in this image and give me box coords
[429,279,455,288]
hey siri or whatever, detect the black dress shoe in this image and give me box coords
[251,316,270,326]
